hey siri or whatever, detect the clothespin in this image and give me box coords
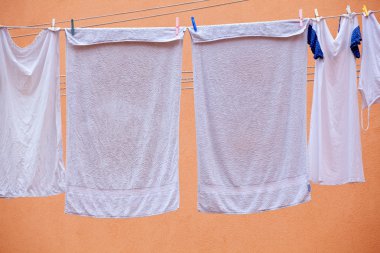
[71,19,75,35]
[299,9,303,26]
[346,5,352,14]
[191,16,197,32]
[51,18,56,30]
[362,5,369,17]
[175,17,180,36]
[314,8,320,22]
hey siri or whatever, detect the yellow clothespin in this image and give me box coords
[346,5,352,14]
[314,8,320,21]
[362,5,369,17]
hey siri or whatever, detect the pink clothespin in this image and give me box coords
[175,17,180,36]
[299,9,303,26]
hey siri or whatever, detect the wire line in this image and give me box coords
[7,0,209,29]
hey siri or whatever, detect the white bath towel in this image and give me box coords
[0,27,65,197]
[189,20,311,214]
[65,27,185,218]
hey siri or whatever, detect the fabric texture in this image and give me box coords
[359,12,380,111]
[189,19,311,214]
[0,27,65,197]
[65,27,185,218]
[308,14,365,185]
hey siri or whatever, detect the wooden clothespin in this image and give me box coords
[51,18,56,30]
[346,5,352,14]
[299,9,303,26]
[71,19,75,35]
[191,16,197,32]
[362,5,369,17]
[314,8,320,22]
[175,17,180,36]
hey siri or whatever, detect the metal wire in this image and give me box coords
[10,0,249,38]
[83,0,249,28]
[58,72,363,93]
[314,9,380,20]
[6,0,209,29]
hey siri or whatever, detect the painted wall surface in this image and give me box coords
[1,1,380,252]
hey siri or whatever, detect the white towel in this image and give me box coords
[65,27,185,218]
[0,27,65,197]
[189,20,311,214]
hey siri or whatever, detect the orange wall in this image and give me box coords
[1,1,380,252]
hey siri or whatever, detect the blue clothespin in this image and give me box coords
[71,19,75,35]
[191,16,197,32]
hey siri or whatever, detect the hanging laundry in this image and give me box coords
[189,20,311,214]
[308,14,365,185]
[359,12,380,130]
[0,27,65,197]
[65,27,185,218]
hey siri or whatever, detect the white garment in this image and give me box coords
[309,15,365,185]
[0,27,65,197]
[189,20,311,214]
[65,28,185,218]
[359,12,380,129]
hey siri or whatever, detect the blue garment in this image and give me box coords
[307,24,324,59]
[351,26,362,58]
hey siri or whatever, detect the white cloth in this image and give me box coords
[65,27,185,218]
[359,12,380,129]
[0,27,65,197]
[309,15,365,185]
[189,20,311,214]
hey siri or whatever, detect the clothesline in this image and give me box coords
[57,66,363,91]
[6,0,209,29]
[7,0,249,38]
[57,74,363,94]
[4,0,380,39]
[318,9,380,20]
[57,66,361,78]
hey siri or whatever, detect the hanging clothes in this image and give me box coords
[359,12,380,130]
[0,27,65,197]
[65,27,185,218]
[189,20,311,214]
[308,14,365,185]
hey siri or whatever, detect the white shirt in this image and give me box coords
[0,27,65,197]
[359,12,380,129]
[308,15,365,185]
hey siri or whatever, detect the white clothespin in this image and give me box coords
[346,5,352,14]
[51,18,56,30]
[299,9,303,26]
[314,8,320,22]
[175,17,179,36]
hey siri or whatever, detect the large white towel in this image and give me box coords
[189,20,311,214]
[0,27,65,197]
[65,27,185,218]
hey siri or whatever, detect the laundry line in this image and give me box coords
[57,66,361,79]
[9,1,379,39]
[6,0,209,30]
[8,0,249,38]
[58,73,363,94]
[316,9,380,20]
